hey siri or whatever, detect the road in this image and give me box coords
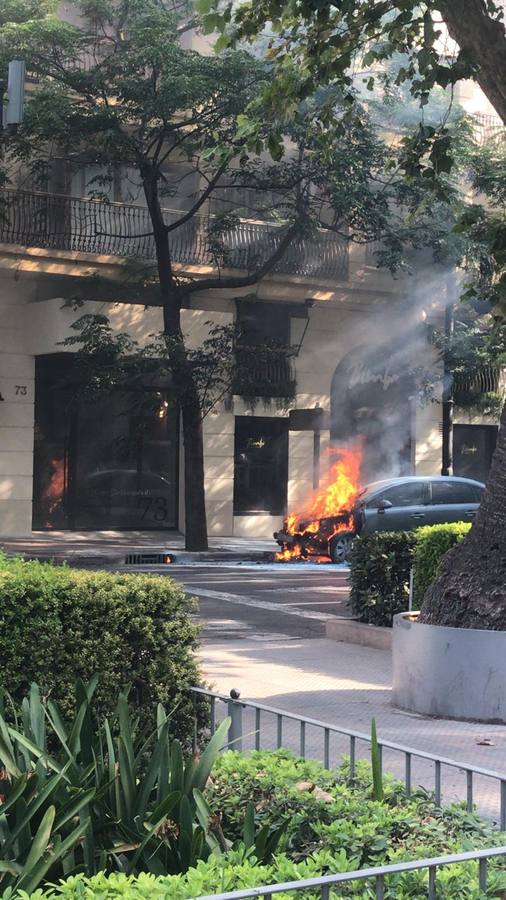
[164,561,351,640]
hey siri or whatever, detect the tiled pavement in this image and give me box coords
[201,637,506,824]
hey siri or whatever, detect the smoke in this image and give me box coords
[310,261,453,484]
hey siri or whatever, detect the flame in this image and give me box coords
[275,443,363,562]
[42,458,65,520]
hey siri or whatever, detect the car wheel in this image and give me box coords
[329,532,354,564]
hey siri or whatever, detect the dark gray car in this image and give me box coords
[333,475,485,562]
[274,475,485,563]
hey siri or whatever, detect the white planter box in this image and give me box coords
[393,612,506,723]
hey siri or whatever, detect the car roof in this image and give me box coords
[363,475,485,495]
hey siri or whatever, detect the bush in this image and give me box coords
[0,556,202,740]
[0,680,230,894]
[12,750,506,899]
[413,523,472,607]
[349,524,472,626]
[348,532,416,626]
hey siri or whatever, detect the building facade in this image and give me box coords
[0,202,500,540]
[0,47,502,540]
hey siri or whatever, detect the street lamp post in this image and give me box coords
[1,59,26,131]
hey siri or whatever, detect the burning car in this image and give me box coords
[274,512,358,564]
[275,460,485,563]
[274,445,363,564]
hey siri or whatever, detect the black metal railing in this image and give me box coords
[473,112,505,145]
[233,356,296,399]
[0,189,349,280]
[453,366,502,403]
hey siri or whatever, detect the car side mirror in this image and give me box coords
[377,499,393,512]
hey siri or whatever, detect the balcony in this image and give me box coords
[453,366,503,404]
[232,355,296,400]
[0,189,349,281]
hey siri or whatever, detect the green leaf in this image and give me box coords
[21,804,55,874]
[371,718,384,802]
[191,717,231,793]
[243,800,255,849]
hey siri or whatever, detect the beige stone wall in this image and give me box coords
[0,279,35,535]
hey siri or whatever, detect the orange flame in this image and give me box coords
[42,458,65,520]
[275,443,363,561]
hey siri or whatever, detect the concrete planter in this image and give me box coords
[393,612,506,723]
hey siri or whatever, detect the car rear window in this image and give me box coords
[430,481,482,505]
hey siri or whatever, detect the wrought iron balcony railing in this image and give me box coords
[233,355,296,399]
[0,189,349,281]
[453,366,502,403]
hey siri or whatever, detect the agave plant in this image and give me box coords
[0,678,230,892]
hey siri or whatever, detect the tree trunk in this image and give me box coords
[439,0,506,124]
[181,398,209,551]
[144,177,209,551]
[419,402,506,628]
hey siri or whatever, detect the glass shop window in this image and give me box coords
[233,416,288,516]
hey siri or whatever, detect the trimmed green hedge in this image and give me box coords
[349,523,472,626]
[348,532,416,627]
[412,523,471,607]
[0,555,202,741]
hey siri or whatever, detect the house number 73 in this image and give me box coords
[15,385,27,396]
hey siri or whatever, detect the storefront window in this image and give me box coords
[233,416,288,515]
[453,424,498,482]
[33,355,178,530]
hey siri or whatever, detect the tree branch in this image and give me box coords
[183,222,299,295]
[165,161,229,232]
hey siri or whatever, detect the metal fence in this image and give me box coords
[191,687,506,897]
[191,687,506,828]
[195,846,506,899]
[0,189,349,280]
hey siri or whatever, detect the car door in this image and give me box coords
[363,481,429,533]
[428,480,483,526]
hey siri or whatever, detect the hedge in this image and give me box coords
[0,555,203,742]
[348,532,416,626]
[348,523,472,626]
[412,522,472,607]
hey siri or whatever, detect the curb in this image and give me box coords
[325,617,392,651]
[5,549,276,568]
[170,550,275,564]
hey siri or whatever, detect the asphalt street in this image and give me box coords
[162,561,352,640]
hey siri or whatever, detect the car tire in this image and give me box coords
[329,532,354,564]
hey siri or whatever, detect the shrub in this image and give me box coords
[413,523,472,607]
[11,750,506,899]
[0,557,202,740]
[0,678,231,894]
[348,532,416,626]
[349,523,472,626]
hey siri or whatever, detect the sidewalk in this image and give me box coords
[201,636,506,822]
[0,531,277,566]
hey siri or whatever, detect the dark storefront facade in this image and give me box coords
[33,355,179,530]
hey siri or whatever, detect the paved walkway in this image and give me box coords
[201,636,506,823]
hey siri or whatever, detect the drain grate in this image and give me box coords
[125,552,173,565]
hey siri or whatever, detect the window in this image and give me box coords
[430,481,483,505]
[454,424,498,482]
[234,300,295,400]
[33,355,179,530]
[236,300,291,345]
[233,417,288,515]
[367,481,426,508]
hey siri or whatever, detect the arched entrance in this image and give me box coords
[330,340,416,481]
